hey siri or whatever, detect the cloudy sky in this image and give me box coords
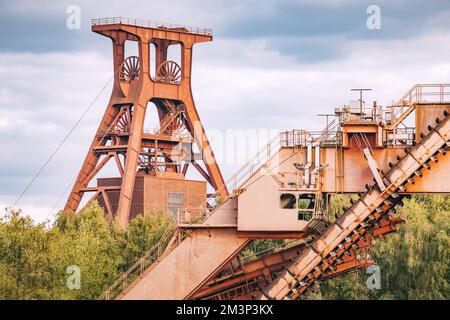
[1,0,450,222]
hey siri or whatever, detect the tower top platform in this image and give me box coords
[91,17,213,37]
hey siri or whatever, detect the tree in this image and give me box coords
[0,209,54,299]
[0,203,176,300]
[311,195,450,300]
[1,195,448,300]
[118,209,173,268]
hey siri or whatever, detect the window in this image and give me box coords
[298,193,315,221]
[168,192,184,217]
[280,193,296,209]
[298,193,315,210]
[298,212,313,221]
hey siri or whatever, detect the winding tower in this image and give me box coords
[99,83,450,301]
[64,17,226,228]
[73,18,450,302]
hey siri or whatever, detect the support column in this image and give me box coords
[116,101,147,228]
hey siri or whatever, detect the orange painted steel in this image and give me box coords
[189,241,372,300]
[116,93,447,300]
[65,18,226,228]
[72,18,450,301]
[261,110,450,300]
[190,215,402,300]
[98,84,449,300]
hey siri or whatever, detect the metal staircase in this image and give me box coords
[98,85,449,300]
[98,118,342,299]
[387,84,450,130]
[98,218,177,300]
[260,110,450,300]
[97,132,287,299]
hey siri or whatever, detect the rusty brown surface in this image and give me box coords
[65,20,226,228]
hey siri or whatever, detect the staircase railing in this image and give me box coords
[216,133,284,196]
[100,114,343,298]
[98,133,286,299]
[197,120,342,225]
[177,208,209,226]
[261,109,450,300]
[100,85,449,300]
[98,218,177,300]
[214,119,340,202]
[387,84,450,130]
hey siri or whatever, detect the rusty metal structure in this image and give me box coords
[71,18,450,300]
[65,17,226,228]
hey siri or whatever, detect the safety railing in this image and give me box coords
[337,106,384,123]
[197,120,343,224]
[213,132,284,198]
[302,118,342,148]
[172,132,284,226]
[240,239,307,264]
[92,17,213,36]
[99,106,338,299]
[280,130,307,147]
[387,84,450,129]
[100,116,341,298]
[177,208,208,226]
[279,119,340,147]
[98,218,177,300]
[385,127,415,147]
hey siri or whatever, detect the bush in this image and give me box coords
[310,195,450,300]
[0,203,172,299]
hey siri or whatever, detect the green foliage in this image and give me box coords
[240,239,286,262]
[215,196,225,206]
[118,210,172,268]
[0,195,448,300]
[328,194,359,222]
[310,195,450,300]
[0,203,171,300]
[0,210,52,299]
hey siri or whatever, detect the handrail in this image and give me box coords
[240,239,308,264]
[387,84,450,129]
[92,17,213,36]
[99,84,450,300]
[177,208,208,226]
[198,120,342,225]
[99,111,342,299]
[98,218,177,300]
[215,133,283,196]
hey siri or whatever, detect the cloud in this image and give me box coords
[2,0,450,61]
[1,0,450,222]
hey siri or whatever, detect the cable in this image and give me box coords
[45,176,77,221]
[11,65,121,209]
